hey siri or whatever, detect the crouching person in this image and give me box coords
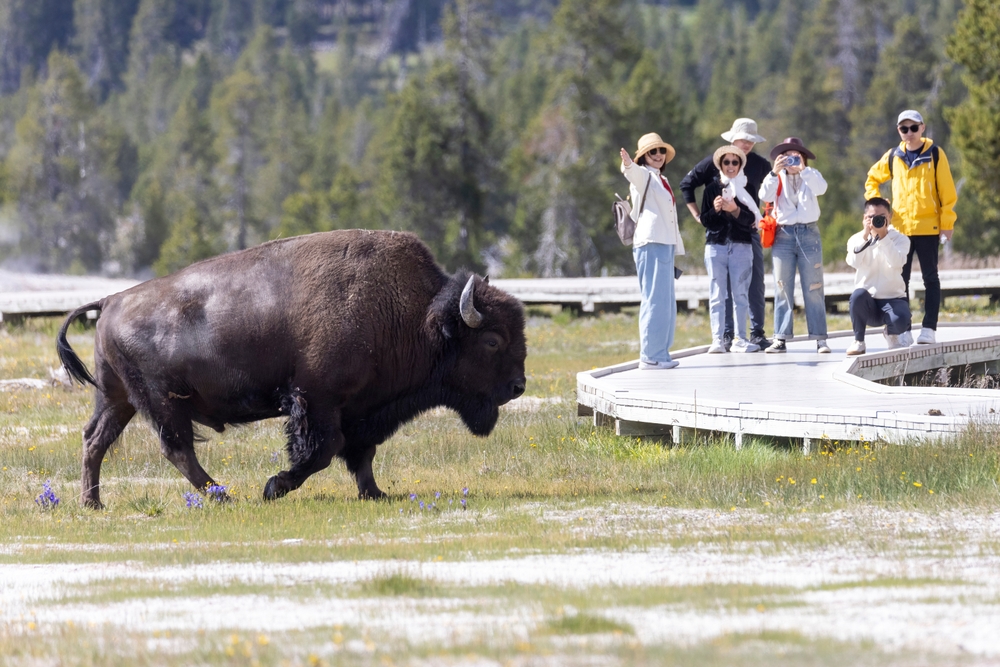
[845,198,913,355]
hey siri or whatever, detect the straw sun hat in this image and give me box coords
[712,145,745,171]
[633,132,676,164]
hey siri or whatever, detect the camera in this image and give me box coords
[785,155,801,166]
[872,214,887,229]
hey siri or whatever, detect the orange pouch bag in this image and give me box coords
[758,178,782,248]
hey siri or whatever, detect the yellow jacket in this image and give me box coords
[864,138,957,236]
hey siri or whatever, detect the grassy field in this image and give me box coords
[2,304,1000,665]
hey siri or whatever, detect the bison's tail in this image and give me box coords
[56,301,102,387]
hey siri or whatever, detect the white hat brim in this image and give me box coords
[721,130,766,144]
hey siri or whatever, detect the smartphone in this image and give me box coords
[785,155,801,166]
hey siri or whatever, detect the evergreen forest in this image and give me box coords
[1,0,999,278]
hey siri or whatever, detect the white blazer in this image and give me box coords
[621,162,685,254]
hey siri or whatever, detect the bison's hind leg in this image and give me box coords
[81,390,136,509]
[264,393,343,501]
[343,445,385,500]
[143,395,221,498]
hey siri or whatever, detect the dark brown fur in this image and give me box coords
[56,230,527,508]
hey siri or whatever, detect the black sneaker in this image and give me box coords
[765,339,786,354]
[723,332,733,352]
[750,334,771,350]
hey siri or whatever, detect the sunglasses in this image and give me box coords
[898,124,921,134]
[647,147,668,156]
[721,159,741,167]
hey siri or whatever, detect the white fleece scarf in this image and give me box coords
[720,170,761,223]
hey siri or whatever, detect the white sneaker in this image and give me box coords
[707,340,726,354]
[899,330,914,347]
[883,326,904,350]
[816,339,831,354]
[846,340,866,356]
[639,359,679,370]
[731,338,759,353]
[916,328,936,344]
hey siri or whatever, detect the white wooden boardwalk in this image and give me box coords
[577,323,1000,448]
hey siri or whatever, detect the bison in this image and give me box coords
[56,230,527,508]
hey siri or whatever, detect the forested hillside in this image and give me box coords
[0,0,997,278]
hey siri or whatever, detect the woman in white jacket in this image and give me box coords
[619,133,686,370]
[758,137,829,354]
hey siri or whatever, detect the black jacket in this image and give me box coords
[699,177,757,246]
[679,150,772,206]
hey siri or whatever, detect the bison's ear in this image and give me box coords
[484,275,490,285]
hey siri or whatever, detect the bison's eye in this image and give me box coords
[481,332,503,352]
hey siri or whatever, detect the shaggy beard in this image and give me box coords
[456,396,500,436]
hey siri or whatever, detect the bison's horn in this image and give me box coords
[460,275,484,328]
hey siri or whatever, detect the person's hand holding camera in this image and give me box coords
[863,212,890,241]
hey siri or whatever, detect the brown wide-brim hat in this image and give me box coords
[769,137,816,161]
[634,132,676,164]
[713,145,745,171]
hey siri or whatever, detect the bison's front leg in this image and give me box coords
[345,444,385,500]
[264,401,343,501]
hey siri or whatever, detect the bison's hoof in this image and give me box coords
[81,497,104,510]
[358,487,386,500]
[263,476,289,501]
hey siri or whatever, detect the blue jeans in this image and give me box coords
[705,241,753,342]
[849,289,911,340]
[772,223,828,340]
[633,242,677,364]
[724,231,766,339]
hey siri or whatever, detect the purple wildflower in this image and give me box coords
[206,484,228,502]
[435,492,441,499]
[460,498,467,508]
[184,492,203,509]
[419,501,425,510]
[270,451,280,464]
[35,480,59,510]
[462,487,469,497]
[409,493,417,501]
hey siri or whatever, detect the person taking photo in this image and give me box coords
[845,198,913,356]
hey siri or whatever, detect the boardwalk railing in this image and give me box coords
[3,269,1000,321]
[494,269,1000,312]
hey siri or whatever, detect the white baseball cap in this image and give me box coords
[897,109,924,125]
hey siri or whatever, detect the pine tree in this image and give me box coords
[5,52,133,272]
[946,0,1000,253]
[73,0,143,97]
[0,0,75,94]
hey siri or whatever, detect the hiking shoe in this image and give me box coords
[816,339,831,354]
[899,330,914,347]
[731,338,759,353]
[884,326,903,350]
[916,328,936,344]
[750,334,771,350]
[707,340,727,354]
[765,339,786,354]
[639,359,680,370]
[846,340,866,356]
[723,332,734,352]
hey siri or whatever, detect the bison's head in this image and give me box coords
[429,273,527,436]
